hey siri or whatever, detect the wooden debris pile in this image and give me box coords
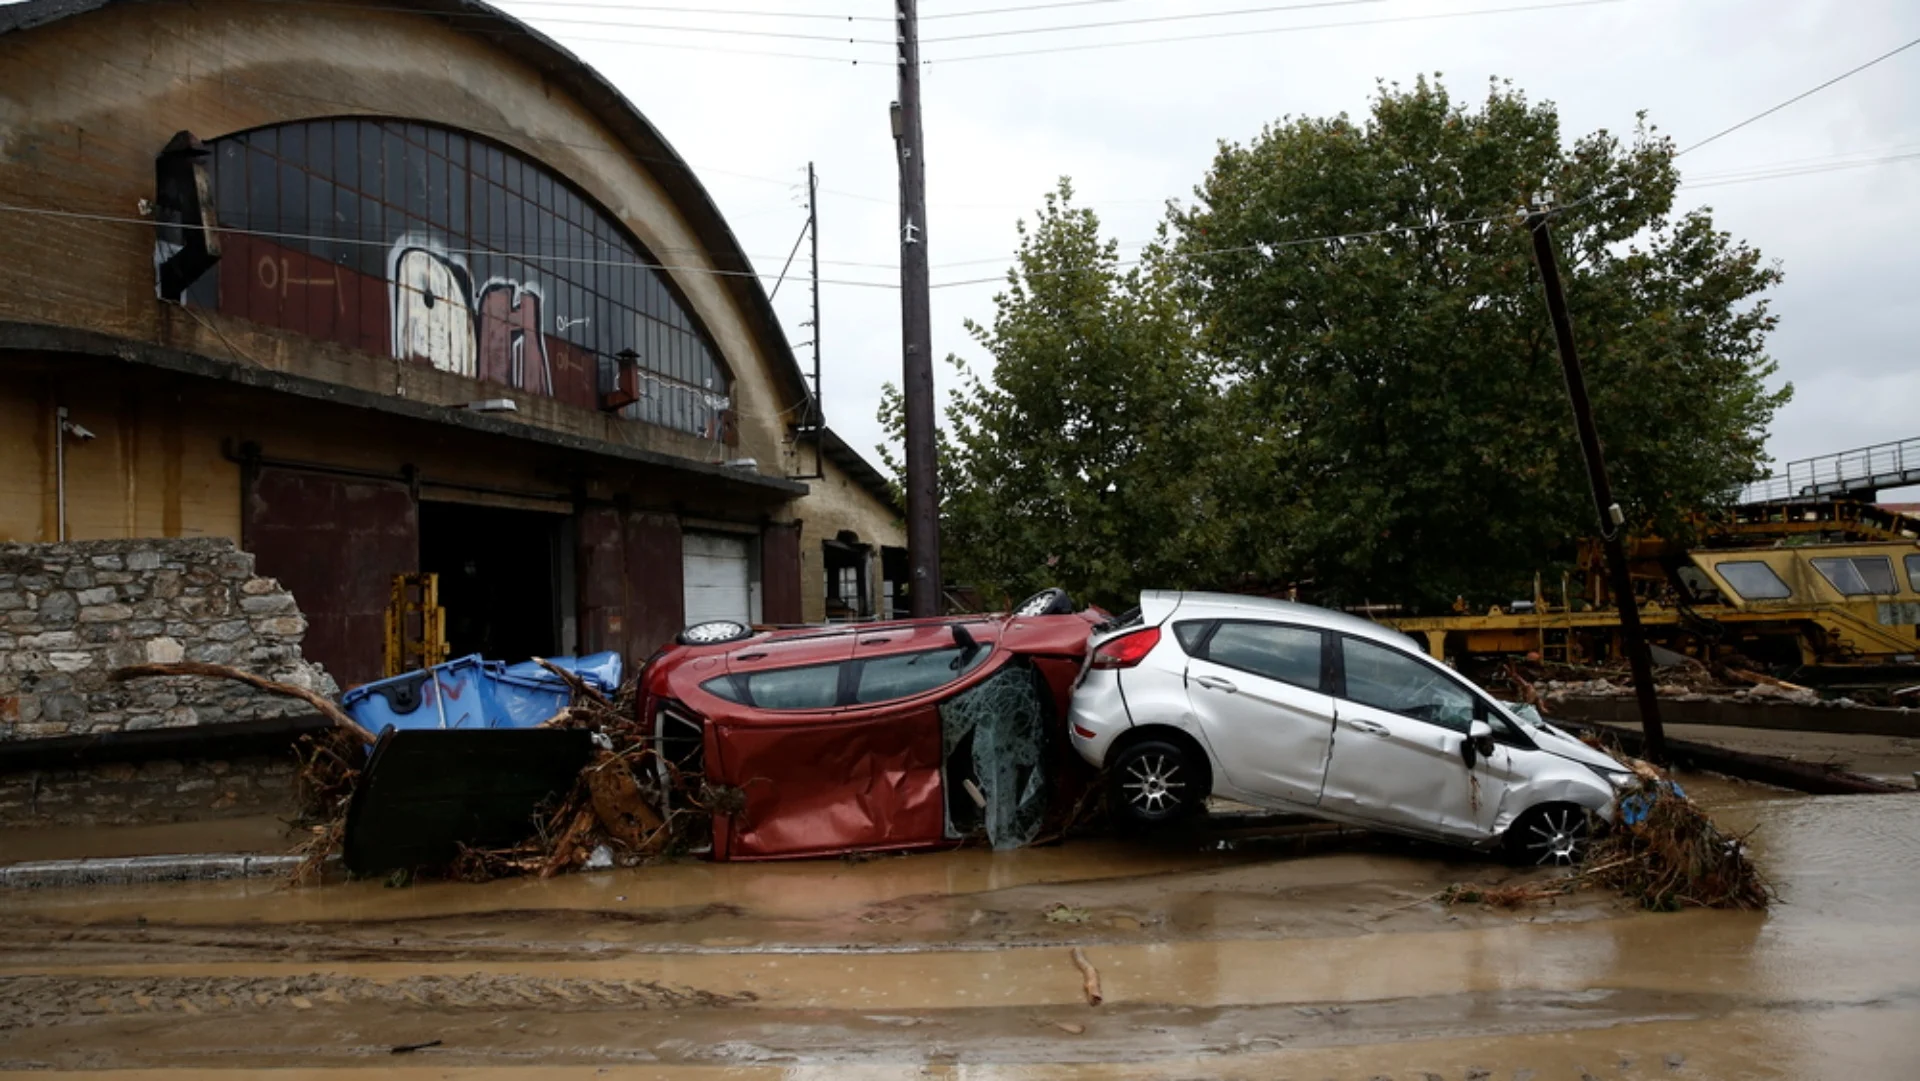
[1584,768,1774,911]
[1442,760,1773,913]
[112,658,729,884]
[444,662,732,882]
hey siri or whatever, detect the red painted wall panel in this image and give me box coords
[625,512,684,658]
[245,466,418,689]
[760,521,803,626]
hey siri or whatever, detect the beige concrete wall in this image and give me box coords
[795,453,905,624]
[0,367,241,544]
[0,0,809,480]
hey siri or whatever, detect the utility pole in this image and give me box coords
[804,162,824,477]
[893,0,941,618]
[1526,207,1668,762]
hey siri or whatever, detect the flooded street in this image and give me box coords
[3,777,1918,1079]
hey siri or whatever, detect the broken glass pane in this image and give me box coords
[939,662,1052,850]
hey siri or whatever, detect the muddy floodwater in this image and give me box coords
[3,775,1917,1079]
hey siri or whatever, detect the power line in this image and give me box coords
[495,0,885,21]
[926,0,1623,63]
[1675,36,1920,157]
[918,0,1386,44]
[242,0,895,45]
[5,144,1907,295]
[1683,150,1920,189]
[0,201,903,288]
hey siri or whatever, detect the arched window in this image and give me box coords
[183,117,731,439]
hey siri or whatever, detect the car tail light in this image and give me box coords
[1090,626,1160,669]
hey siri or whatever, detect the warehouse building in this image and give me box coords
[0,0,907,691]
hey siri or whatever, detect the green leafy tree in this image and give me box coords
[1169,76,1788,608]
[880,180,1225,611]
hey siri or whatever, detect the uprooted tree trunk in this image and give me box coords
[112,661,376,744]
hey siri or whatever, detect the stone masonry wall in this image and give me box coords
[0,754,300,827]
[0,539,336,741]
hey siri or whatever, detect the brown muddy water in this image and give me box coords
[2,774,1916,1079]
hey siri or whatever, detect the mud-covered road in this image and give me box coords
[3,776,1918,1079]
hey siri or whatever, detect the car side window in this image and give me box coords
[1338,636,1478,733]
[741,663,843,710]
[1195,621,1325,692]
[853,647,988,704]
[1172,620,1213,654]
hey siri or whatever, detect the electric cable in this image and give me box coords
[1675,36,1920,158]
[924,0,1622,63]
[918,0,1386,44]
[0,201,904,288]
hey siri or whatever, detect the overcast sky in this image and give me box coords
[478,0,1917,487]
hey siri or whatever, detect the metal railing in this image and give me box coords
[1737,436,1920,505]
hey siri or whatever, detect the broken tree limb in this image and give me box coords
[532,657,615,710]
[112,662,376,745]
[1070,947,1103,1006]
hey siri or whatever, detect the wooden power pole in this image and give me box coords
[1526,207,1668,762]
[893,0,942,618]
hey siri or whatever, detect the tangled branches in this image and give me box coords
[1443,767,1773,913]
[1585,778,1773,910]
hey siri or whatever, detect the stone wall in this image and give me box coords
[0,754,301,827]
[0,539,335,741]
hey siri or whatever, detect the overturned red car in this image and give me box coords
[640,590,1102,860]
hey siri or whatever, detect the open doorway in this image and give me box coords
[419,501,565,663]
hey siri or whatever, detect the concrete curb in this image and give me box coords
[0,852,325,888]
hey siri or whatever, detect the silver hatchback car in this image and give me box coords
[1069,591,1633,864]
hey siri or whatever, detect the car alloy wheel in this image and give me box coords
[1012,587,1074,618]
[1110,740,1194,825]
[677,620,754,646]
[1512,804,1592,866]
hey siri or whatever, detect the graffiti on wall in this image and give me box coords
[388,234,552,396]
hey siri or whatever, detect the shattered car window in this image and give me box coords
[1339,637,1477,732]
[939,662,1050,850]
[854,647,990,704]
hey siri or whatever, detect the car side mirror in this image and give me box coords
[1462,719,1495,767]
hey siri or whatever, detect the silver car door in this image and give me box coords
[1182,621,1338,807]
[1320,635,1498,840]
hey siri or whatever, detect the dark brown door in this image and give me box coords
[246,467,418,688]
[761,521,803,626]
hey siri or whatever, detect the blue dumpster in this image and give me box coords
[340,652,623,734]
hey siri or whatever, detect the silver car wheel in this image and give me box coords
[1520,805,1590,866]
[1122,751,1186,815]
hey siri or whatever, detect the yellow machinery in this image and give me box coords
[1387,503,1920,671]
[383,573,450,677]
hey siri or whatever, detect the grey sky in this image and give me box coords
[13,0,1908,480]
[488,0,1917,485]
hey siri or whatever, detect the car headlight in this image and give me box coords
[1588,763,1638,791]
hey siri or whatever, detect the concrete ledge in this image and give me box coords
[1550,695,1920,738]
[0,852,321,888]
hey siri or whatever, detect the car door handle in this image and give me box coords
[1194,675,1237,693]
[1345,719,1390,737]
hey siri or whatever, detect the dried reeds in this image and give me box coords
[1584,777,1773,910]
[1444,764,1773,912]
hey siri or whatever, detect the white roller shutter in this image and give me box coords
[683,531,753,626]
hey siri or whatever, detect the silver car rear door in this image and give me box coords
[1181,620,1339,807]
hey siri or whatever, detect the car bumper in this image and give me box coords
[1067,668,1132,768]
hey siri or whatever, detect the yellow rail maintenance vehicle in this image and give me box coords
[1387,439,1920,680]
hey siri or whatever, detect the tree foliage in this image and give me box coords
[879,181,1223,611]
[887,77,1789,613]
